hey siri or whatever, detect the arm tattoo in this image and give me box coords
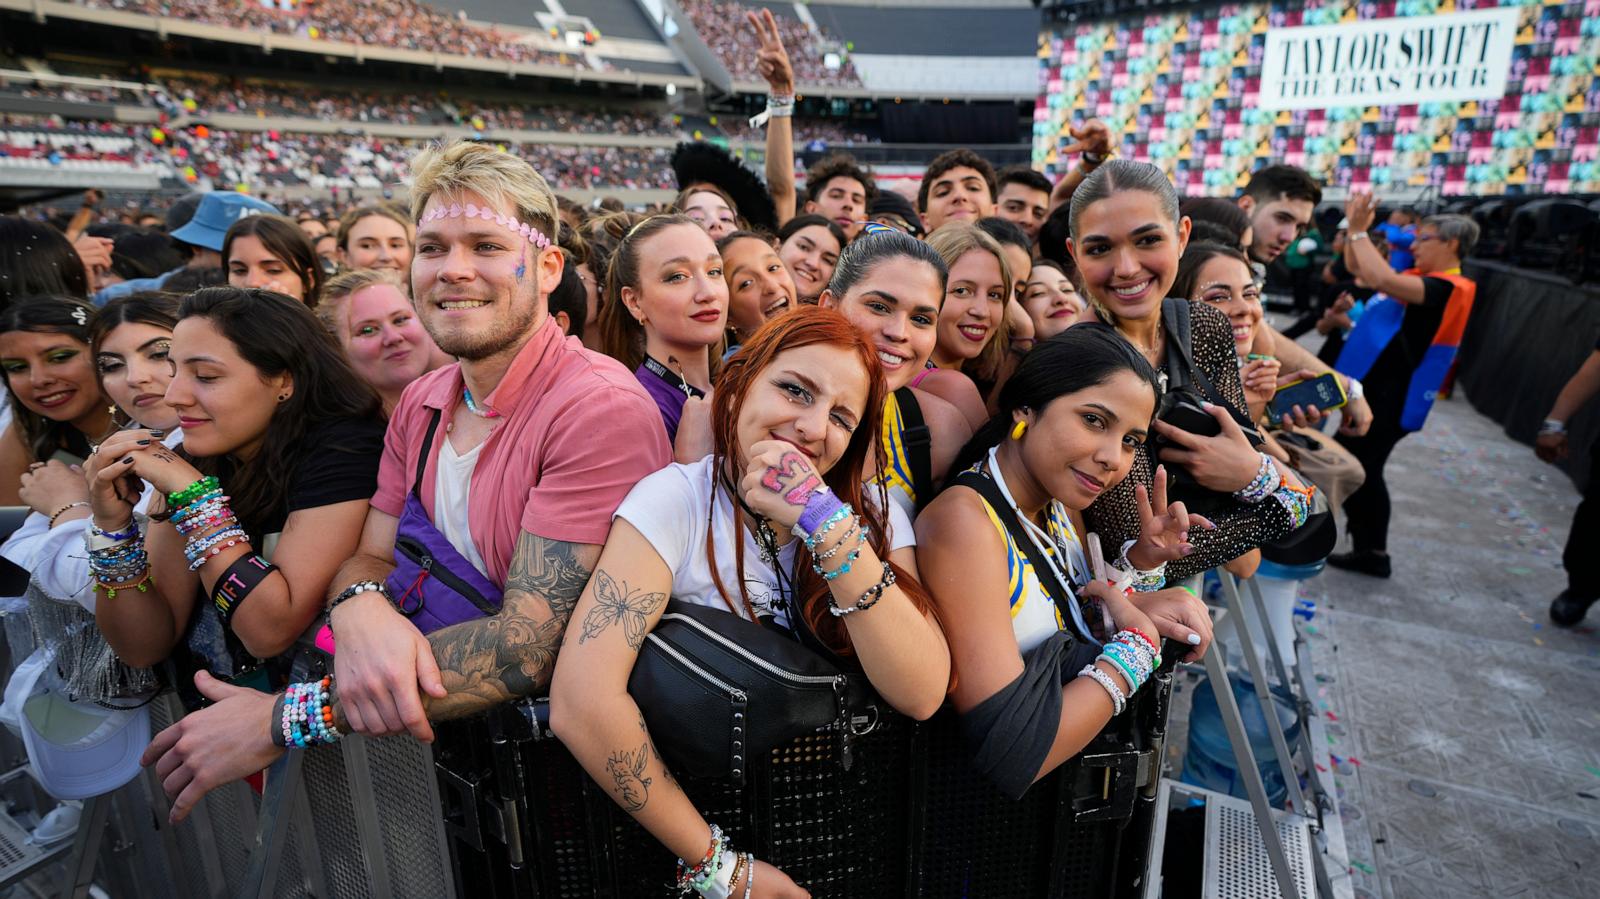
[579,570,665,651]
[506,531,594,620]
[606,741,653,812]
[402,532,598,723]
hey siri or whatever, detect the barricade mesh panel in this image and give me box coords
[211,784,258,895]
[523,736,603,897]
[148,697,215,899]
[761,719,912,895]
[367,735,455,899]
[279,804,315,898]
[303,740,372,899]
[917,712,1056,896]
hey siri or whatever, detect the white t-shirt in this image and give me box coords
[434,436,491,578]
[615,456,916,629]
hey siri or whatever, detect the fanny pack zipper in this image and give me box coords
[659,612,838,687]
[643,633,748,702]
[396,536,500,616]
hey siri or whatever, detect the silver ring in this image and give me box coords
[88,444,99,455]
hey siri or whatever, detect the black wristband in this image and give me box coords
[269,693,288,748]
[212,553,277,627]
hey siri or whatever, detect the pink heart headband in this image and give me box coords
[419,202,552,249]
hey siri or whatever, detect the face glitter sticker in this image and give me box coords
[419,202,553,250]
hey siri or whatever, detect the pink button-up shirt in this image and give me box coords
[372,317,670,585]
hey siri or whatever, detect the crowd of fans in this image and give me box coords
[4,11,1588,899]
[78,0,585,68]
[680,0,860,87]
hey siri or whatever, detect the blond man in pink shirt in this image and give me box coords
[141,143,670,814]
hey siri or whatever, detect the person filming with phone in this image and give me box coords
[1328,194,1480,579]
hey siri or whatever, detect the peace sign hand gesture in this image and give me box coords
[747,9,794,96]
[1062,118,1112,162]
[1126,465,1214,571]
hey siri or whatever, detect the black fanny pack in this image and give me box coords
[628,600,875,787]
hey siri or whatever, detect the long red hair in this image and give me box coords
[705,307,935,655]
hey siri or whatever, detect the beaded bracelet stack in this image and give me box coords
[272,676,342,749]
[1078,628,1161,716]
[791,489,897,617]
[1233,453,1282,505]
[675,824,754,899]
[85,519,152,599]
[1233,452,1316,528]
[1113,539,1167,592]
[171,479,250,572]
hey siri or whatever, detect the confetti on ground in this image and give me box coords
[1351,860,1375,874]
[1316,763,1328,772]
[1349,757,1362,766]
[1586,766,1600,780]
[1507,567,1532,575]
[1534,638,1545,646]
[1326,711,1339,722]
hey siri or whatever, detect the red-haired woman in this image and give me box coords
[549,307,950,897]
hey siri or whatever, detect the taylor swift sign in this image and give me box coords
[1259,6,1520,111]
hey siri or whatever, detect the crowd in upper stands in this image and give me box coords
[679,0,860,87]
[79,0,586,68]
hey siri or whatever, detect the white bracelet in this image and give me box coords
[1344,377,1364,402]
[1079,664,1126,716]
[1350,231,1370,242]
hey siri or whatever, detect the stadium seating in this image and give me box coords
[1034,0,1600,198]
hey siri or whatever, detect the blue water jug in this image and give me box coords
[1179,668,1301,807]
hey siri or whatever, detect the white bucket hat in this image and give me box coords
[1,647,148,800]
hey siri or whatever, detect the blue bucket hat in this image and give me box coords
[169,193,281,252]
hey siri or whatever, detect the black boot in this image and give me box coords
[1327,550,1391,578]
[1549,590,1598,628]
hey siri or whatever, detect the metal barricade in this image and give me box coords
[433,673,1173,899]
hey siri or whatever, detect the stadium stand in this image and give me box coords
[1034,1,1600,198]
[679,0,862,88]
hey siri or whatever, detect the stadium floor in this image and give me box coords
[1170,323,1599,899]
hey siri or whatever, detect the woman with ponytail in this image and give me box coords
[916,324,1212,799]
[550,308,948,897]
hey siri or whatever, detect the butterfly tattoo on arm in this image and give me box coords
[578,570,667,652]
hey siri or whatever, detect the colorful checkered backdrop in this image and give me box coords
[1034,0,1600,196]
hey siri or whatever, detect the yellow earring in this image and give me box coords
[1011,420,1028,441]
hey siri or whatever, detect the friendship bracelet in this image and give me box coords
[1079,664,1126,715]
[828,561,896,617]
[280,677,341,748]
[1120,628,1160,657]
[676,824,727,895]
[1233,453,1282,505]
[1114,539,1167,591]
[1097,651,1142,693]
[803,504,853,550]
[166,476,220,509]
[811,520,865,563]
[185,527,248,570]
[47,502,90,528]
[97,571,153,601]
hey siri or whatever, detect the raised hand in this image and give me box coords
[1126,465,1214,570]
[1062,118,1112,161]
[740,439,826,532]
[746,9,793,96]
[1344,191,1376,233]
